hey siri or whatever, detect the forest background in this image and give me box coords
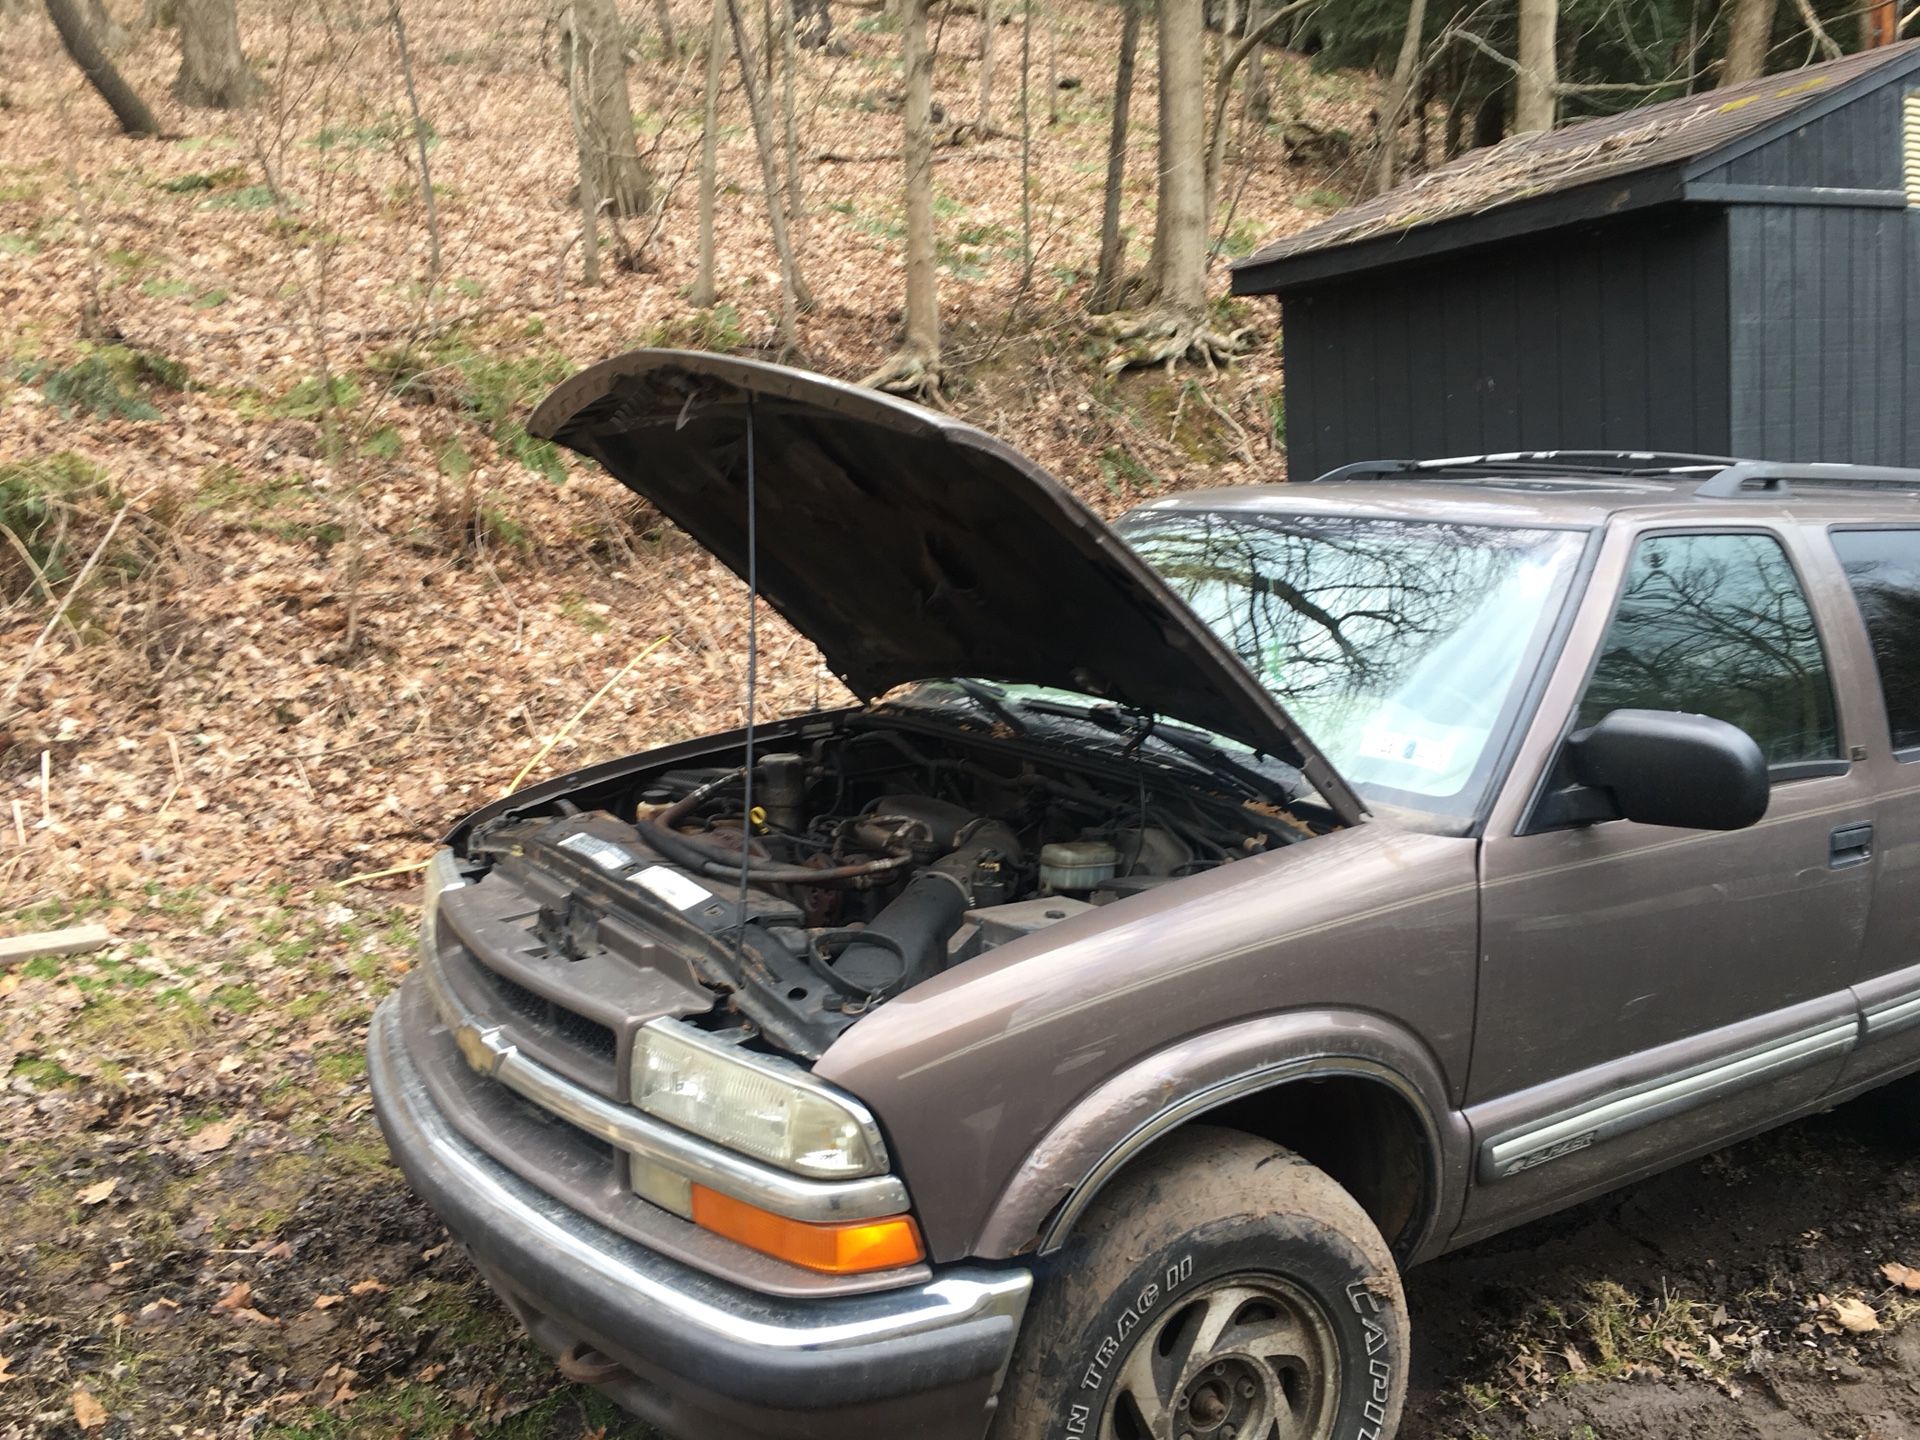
[4,0,1920,1434]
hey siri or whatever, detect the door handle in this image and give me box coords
[1830,822,1874,869]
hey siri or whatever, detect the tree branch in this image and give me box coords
[1205,0,1318,209]
[44,0,162,136]
[1788,0,1843,58]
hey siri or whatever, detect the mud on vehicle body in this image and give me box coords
[369,352,1920,1440]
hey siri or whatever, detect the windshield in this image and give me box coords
[1117,508,1588,820]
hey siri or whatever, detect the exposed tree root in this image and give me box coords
[1099,308,1249,374]
[859,346,944,403]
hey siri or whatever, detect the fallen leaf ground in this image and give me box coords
[1,1,1916,1436]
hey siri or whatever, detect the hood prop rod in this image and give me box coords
[732,394,761,966]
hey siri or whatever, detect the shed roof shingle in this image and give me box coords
[1236,41,1920,275]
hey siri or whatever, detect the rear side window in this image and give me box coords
[1578,532,1838,767]
[1830,529,1920,752]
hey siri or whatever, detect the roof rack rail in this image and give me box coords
[1312,451,1740,483]
[1695,461,1920,498]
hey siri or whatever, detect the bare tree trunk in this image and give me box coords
[388,0,440,285]
[1089,0,1140,314]
[1019,0,1032,281]
[692,0,725,306]
[1044,0,1059,124]
[560,0,655,217]
[1204,0,1309,212]
[1373,0,1426,191]
[1442,50,1464,156]
[977,0,994,131]
[1514,0,1556,134]
[652,0,680,55]
[779,0,803,223]
[174,0,255,106]
[1684,0,1704,92]
[724,0,812,342]
[1244,0,1269,122]
[1103,0,1243,368]
[564,9,604,285]
[906,0,936,344]
[1147,0,1172,297]
[45,0,161,135]
[1720,0,1777,85]
[1154,0,1204,316]
[860,0,939,395]
[1861,0,1897,47]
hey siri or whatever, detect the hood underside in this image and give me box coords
[528,350,1364,825]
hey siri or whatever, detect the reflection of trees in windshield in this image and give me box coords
[1577,533,1836,765]
[1120,509,1581,812]
[1123,511,1559,712]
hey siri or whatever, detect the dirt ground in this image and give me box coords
[1404,1089,1920,1440]
[4,1016,1916,1439]
[3,0,1918,1435]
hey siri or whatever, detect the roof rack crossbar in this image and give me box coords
[1694,461,1920,499]
[1311,451,1740,484]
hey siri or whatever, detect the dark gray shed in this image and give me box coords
[1232,43,1920,480]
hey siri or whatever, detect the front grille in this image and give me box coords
[473,962,619,1064]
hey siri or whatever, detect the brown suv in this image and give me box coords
[368,350,1920,1440]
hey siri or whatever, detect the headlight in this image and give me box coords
[419,847,470,960]
[632,1021,886,1178]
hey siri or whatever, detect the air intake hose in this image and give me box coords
[823,819,1020,997]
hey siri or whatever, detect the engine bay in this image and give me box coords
[464,713,1315,1058]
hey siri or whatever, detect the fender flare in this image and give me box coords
[970,1009,1472,1264]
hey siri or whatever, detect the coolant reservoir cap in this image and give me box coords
[1038,839,1119,894]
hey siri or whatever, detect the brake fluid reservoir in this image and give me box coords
[1038,840,1119,894]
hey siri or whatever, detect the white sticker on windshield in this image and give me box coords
[557,831,631,870]
[1357,725,1459,775]
[635,864,712,911]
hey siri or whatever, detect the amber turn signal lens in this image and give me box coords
[689,1185,925,1274]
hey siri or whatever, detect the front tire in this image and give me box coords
[993,1126,1410,1440]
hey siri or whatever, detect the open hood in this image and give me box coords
[528,351,1365,826]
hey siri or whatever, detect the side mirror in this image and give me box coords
[1561,708,1769,831]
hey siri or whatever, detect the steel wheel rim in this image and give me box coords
[1101,1272,1341,1440]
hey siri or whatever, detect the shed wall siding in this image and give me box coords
[1280,214,1731,479]
[1726,204,1919,465]
[1698,83,1911,191]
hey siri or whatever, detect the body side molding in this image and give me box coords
[1859,961,1920,1041]
[1866,994,1920,1038]
[1480,1016,1857,1181]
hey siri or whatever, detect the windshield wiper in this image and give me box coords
[1015,696,1300,803]
[1151,723,1306,803]
[1017,695,1133,732]
[947,677,1029,735]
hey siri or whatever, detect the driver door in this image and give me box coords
[1456,524,1875,1243]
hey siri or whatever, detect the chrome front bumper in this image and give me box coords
[367,991,1032,1440]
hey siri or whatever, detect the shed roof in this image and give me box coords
[1232,40,1920,295]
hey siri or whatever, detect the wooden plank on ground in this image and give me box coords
[0,924,112,969]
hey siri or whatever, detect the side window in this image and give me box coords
[1830,529,1920,753]
[1578,532,1837,767]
